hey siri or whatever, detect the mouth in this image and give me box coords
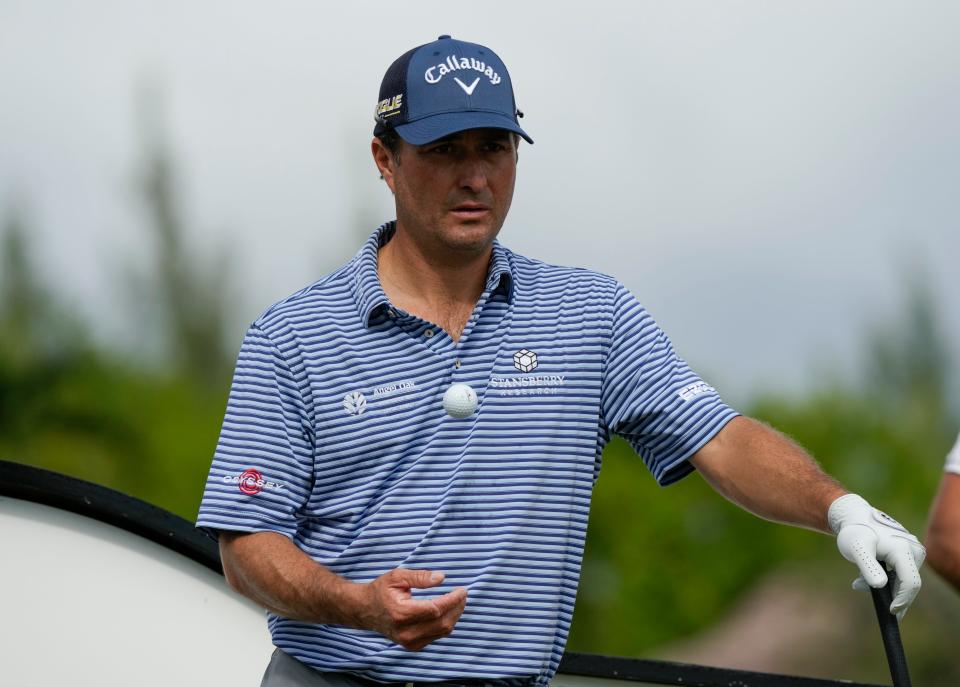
[449,202,491,220]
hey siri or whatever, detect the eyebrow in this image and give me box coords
[427,130,513,145]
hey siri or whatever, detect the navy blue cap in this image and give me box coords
[374,35,532,145]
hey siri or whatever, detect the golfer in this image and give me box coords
[197,36,925,687]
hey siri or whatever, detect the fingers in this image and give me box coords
[402,588,467,626]
[393,592,469,651]
[431,586,469,614]
[391,568,446,590]
[385,568,465,609]
[832,497,926,619]
[371,569,469,650]
[851,576,870,592]
[837,526,888,588]
[392,586,468,625]
[886,545,923,620]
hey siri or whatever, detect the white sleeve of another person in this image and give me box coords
[945,432,960,475]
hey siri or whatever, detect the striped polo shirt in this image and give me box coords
[197,222,738,685]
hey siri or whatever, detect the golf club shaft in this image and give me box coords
[869,570,911,687]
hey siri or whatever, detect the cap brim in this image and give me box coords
[395,111,533,145]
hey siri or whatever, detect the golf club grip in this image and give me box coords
[869,569,912,687]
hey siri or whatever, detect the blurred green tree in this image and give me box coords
[864,271,955,441]
[0,102,240,515]
[135,93,235,387]
[0,204,146,489]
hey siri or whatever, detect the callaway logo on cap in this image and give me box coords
[373,35,533,145]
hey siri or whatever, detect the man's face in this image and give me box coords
[372,128,518,255]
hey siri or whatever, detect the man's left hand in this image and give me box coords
[828,493,926,621]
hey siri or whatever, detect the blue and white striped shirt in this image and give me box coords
[197,222,738,685]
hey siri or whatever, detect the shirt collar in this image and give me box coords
[351,222,515,328]
[486,238,514,301]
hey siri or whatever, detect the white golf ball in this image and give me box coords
[442,383,478,419]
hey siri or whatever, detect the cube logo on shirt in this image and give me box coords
[513,349,538,372]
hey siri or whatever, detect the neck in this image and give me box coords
[377,223,492,313]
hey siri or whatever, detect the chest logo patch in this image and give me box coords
[513,349,538,372]
[343,391,367,416]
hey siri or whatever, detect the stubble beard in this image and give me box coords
[396,206,506,260]
[437,220,501,254]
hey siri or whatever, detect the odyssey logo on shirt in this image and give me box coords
[224,469,285,495]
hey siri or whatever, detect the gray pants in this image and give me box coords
[261,649,371,687]
[261,648,522,687]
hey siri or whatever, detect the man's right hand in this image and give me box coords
[352,569,468,651]
[219,532,467,651]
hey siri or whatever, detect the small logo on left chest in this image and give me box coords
[343,391,367,415]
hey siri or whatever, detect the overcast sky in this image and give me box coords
[1,1,958,405]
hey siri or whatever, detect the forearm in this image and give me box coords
[690,416,847,533]
[219,530,469,651]
[925,473,960,590]
[219,530,365,626]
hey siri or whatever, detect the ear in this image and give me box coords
[371,137,397,193]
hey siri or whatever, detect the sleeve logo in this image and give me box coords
[678,381,715,401]
[223,469,285,495]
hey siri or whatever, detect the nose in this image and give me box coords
[457,156,488,193]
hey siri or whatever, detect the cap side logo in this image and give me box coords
[376,94,403,118]
[454,77,480,96]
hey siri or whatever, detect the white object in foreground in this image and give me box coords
[0,497,272,687]
[442,383,478,419]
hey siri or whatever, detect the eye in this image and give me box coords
[482,140,510,153]
[426,143,453,154]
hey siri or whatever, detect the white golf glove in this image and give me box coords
[828,493,925,621]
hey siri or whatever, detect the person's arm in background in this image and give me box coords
[690,416,926,620]
[219,531,467,651]
[924,434,960,591]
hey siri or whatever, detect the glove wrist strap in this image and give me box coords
[827,492,869,534]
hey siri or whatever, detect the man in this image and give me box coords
[925,432,960,590]
[197,36,925,686]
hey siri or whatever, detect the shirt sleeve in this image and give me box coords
[946,432,960,475]
[601,282,739,485]
[196,324,314,538]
